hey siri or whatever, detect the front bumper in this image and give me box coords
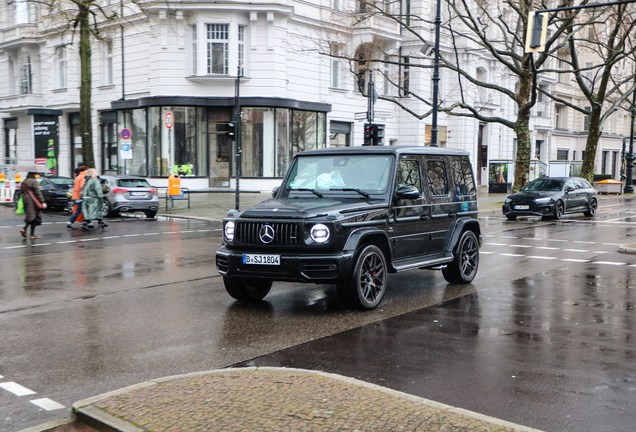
[216,246,354,283]
[502,201,555,217]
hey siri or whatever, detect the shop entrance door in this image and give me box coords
[209,121,232,187]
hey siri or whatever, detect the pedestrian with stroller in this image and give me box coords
[20,172,47,240]
[80,168,109,231]
[67,165,88,230]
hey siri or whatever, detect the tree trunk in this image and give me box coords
[581,108,602,183]
[79,3,95,169]
[513,117,532,192]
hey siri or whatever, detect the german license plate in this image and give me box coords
[243,254,280,265]
[131,192,146,196]
[514,205,529,210]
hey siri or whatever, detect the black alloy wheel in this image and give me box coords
[442,230,479,284]
[339,245,387,310]
[554,201,565,219]
[223,277,273,302]
[584,198,597,217]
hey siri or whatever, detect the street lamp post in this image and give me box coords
[234,65,243,210]
[624,80,636,194]
[430,0,442,147]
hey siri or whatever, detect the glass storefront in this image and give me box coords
[108,104,327,183]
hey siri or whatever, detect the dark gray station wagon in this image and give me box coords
[216,146,482,310]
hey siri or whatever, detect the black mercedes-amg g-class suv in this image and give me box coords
[216,146,481,310]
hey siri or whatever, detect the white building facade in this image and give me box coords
[0,0,632,191]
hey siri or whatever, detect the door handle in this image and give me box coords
[420,214,430,221]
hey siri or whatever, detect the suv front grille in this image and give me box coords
[236,221,301,246]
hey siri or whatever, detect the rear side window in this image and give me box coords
[396,159,421,192]
[427,160,449,196]
[450,158,476,198]
[118,179,151,188]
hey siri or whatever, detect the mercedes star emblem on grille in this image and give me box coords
[259,225,275,244]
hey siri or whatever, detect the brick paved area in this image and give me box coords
[79,368,541,432]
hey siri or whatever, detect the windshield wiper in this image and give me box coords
[291,188,323,198]
[329,188,370,198]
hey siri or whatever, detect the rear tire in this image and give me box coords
[145,210,158,218]
[442,230,479,284]
[506,214,517,221]
[554,201,565,219]
[223,277,272,302]
[583,198,597,217]
[338,245,387,310]
[102,198,115,218]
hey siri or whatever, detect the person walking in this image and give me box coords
[67,165,88,230]
[80,168,109,231]
[20,172,47,240]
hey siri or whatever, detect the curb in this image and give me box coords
[69,367,544,432]
[618,244,636,254]
[18,419,73,432]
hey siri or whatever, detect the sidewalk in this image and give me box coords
[37,367,543,432]
[159,188,510,222]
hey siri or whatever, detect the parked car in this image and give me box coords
[14,175,74,210]
[502,177,598,220]
[216,146,482,310]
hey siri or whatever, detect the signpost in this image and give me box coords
[120,128,132,160]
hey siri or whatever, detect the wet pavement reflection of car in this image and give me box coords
[502,177,598,220]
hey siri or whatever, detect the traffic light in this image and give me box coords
[525,11,548,53]
[363,123,373,145]
[373,124,385,146]
[227,122,236,140]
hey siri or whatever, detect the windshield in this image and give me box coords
[523,178,564,192]
[282,154,393,196]
[49,178,74,185]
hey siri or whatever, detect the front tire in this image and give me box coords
[102,198,114,218]
[554,201,565,219]
[223,277,272,302]
[506,214,517,221]
[442,230,479,284]
[584,198,597,217]
[339,245,387,310]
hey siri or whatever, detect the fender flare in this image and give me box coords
[445,218,481,253]
[343,227,393,262]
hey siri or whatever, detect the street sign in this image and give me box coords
[374,111,393,119]
[121,143,133,160]
[120,128,131,140]
[165,112,174,129]
[354,112,367,121]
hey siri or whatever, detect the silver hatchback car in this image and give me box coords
[100,175,160,218]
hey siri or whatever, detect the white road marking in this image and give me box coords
[510,245,533,248]
[197,229,212,232]
[30,398,65,411]
[143,233,160,236]
[31,243,52,247]
[562,259,590,263]
[574,241,596,244]
[528,256,557,260]
[499,235,517,238]
[180,230,194,233]
[480,251,495,254]
[602,243,623,246]
[0,382,36,396]
[593,261,626,266]
[522,237,543,241]
[123,234,141,237]
[545,239,568,243]
[483,234,496,237]
[213,229,223,231]
[56,240,77,244]
[163,231,179,234]
[592,251,609,254]
[79,238,99,242]
[0,375,3,378]
[535,246,559,250]
[4,245,27,249]
[564,249,589,253]
[485,243,508,246]
[499,253,525,257]
[101,236,120,239]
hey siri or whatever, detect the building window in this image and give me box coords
[332,0,341,10]
[555,105,567,129]
[329,121,351,147]
[403,0,411,26]
[191,25,197,75]
[557,149,569,161]
[383,55,391,96]
[15,0,32,24]
[207,24,229,75]
[238,25,245,74]
[19,55,32,94]
[401,56,410,97]
[103,41,113,85]
[55,46,66,89]
[118,109,147,176]
[583,106,590,131]
[585,62,593,89]
[332,45,341,88]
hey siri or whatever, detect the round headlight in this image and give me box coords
[224,221,235,241]
[310,223,330,243]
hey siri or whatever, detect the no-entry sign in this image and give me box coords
[165,112,174,129]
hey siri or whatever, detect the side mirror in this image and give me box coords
[566,185,575,193]
[396,186,420,200]
[272,186,280,198]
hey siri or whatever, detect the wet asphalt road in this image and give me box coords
[1,200,636,431]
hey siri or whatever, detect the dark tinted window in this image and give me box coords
[524,179,564,191]
[49,178,74,185]
[396,159,421,192]
[427,160,449,196]
[118,178,151,188]
[450,158,476,198]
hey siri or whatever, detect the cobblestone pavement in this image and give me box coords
[73,368,543,432]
